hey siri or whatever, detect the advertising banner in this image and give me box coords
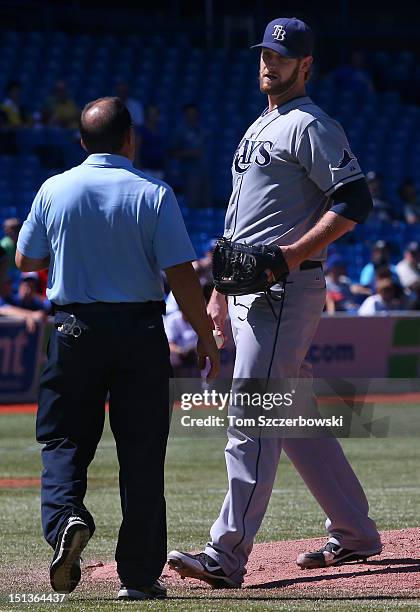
[212,314,420,380]
[0,319,45,403]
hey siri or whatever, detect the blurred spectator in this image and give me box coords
[164,283,213,376]
[44,80,80,129]
[171,103,212,208]
[0,114,17,153]
[0,80,29,128]
[398,179,420,224]
[359,240,398,290]
[358,277,406,315]
[325,255,359,313]
[193,239,216,284]
[0,244,7,285]
[137,104,165,179]
[165,247,214,305]
[0,278,46,332]
[0,277,13,302]
[37,268,49,297]
[409,282,420,310]
[366,171,394,221]
[165,243,215,316]
[0,217,21,275]
[330,51,374,94]
[396,242,420,290]
[165,289,179,316]
[10,274,50,312]
[116,81,144,127]
[0,80,28,153]
[164,308,199,375]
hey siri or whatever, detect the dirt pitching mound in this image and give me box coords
[87,528,420,594]
[0,477,40,488]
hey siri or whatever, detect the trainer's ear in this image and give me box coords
[80,138,87,152]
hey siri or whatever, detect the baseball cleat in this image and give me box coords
[50,516,90,593]
[296,539,382,569]
[117,579,167,600]
[167,551,240,588]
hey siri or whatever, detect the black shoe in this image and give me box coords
[50,516,90,593]
[296,539,382,569]
[117,579,167,600]
[167,550,241,588]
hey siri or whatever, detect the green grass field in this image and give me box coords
[0,410,419,611]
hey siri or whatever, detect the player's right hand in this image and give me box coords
[197,336,220,379]
[207,289,228,340]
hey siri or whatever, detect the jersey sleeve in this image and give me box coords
[153,187,196,269]
[296,118,364,196]
[16,185,50,259]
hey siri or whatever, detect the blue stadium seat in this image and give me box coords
[0,30,417,265]
[0,155,15,169]
[403,225,420,243]
[0,204,17,216]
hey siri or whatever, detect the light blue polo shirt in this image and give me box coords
[17,154,196,305]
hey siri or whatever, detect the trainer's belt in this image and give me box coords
[299,260,323,271]
[51,300,166,315]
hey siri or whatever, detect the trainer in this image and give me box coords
[16,97,219,601]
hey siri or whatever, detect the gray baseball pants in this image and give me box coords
[204,267,381,584]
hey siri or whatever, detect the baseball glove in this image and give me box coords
[212,237,289,296]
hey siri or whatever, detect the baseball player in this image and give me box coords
[168,17,382,588]
[16,97,219,600]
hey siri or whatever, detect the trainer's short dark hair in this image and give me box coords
[79,97,132,154]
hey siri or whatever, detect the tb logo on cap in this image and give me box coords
[272,24,286,41]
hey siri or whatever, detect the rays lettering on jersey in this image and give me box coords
[233,138,274,174]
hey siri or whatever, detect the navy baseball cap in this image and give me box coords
[251,17,314,58]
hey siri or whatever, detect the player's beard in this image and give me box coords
[259,61,301,96]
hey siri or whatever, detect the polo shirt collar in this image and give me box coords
[82,153,133,168]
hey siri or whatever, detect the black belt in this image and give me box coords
[299,260,323,271]
[52,300,166,315]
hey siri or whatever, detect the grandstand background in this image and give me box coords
[0,0,419,277]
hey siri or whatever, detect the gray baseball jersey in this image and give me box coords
[224,95,362,260]
[168,94,381,587]
[201,97,380,583]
